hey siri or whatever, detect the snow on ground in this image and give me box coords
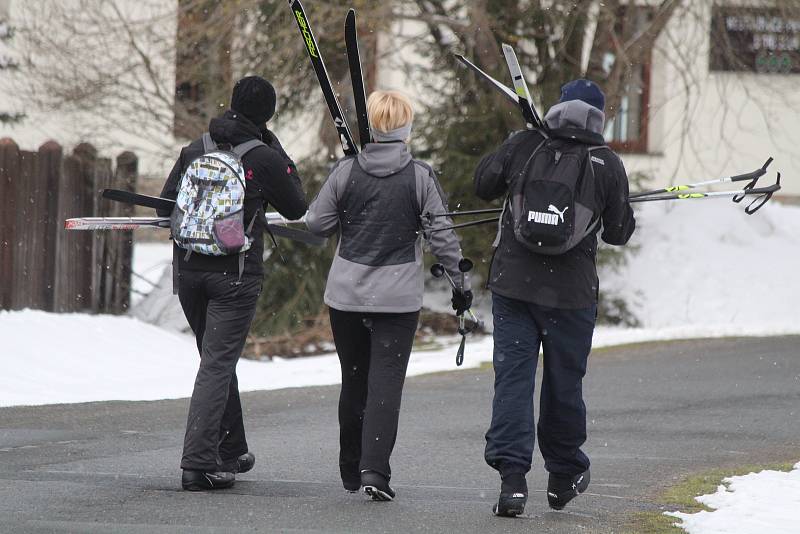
[665,462,800,534]
[603,200,800,332]
[1,308,796,408]
[131,241,172,305]
[0,309,486,407]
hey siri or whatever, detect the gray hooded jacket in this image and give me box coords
[306,142,468,313]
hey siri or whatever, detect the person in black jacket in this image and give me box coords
[474,79,635,516]
[158,76,308,491]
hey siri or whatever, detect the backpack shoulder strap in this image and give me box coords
[201,132,216,152]
[232,139,266,159]
[516,136,550,179]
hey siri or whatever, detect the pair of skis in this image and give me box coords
[289,0,370,155]
[65,189,327,247]
[455,44,546,131]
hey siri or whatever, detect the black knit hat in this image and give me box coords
[559,79,605,112]
[231,76,277,126]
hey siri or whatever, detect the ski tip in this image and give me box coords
[501,42,513,51]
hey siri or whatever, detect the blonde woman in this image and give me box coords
[306,90,471,501]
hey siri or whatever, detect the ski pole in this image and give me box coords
[631,176,781,214]
[424,208,503,222]
[430,261,482,366]
[424,217,501,234]
[629,158,773,199]
[455,258,474,366]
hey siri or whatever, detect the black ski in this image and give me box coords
[289,0,358,156]
[102,189,175,212]
[345,8,370,149]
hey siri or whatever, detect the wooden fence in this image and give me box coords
[0,138,138,314]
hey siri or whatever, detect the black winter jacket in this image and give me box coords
[159,111,308,276]
[474,112,635,309]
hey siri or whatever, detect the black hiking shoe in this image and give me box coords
[341,463,361,493]
[235,452,255,474]
[547,469,590,510]
[342,477,361,493]
[361,470,395,501]
[181,470,235,491]
[493,473,528,517]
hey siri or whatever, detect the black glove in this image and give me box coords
[451,289,473,316]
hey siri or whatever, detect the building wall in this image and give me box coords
[0,0,179,176]
[621,1,799,196]
[377,1,798,197]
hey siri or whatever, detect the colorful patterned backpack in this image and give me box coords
[170,133,265,275]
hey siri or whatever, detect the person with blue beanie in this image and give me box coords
[474,79,636,516]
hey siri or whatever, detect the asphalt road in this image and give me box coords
[1,336,798,533]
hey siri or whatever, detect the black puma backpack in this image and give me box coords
[501,136,605,255]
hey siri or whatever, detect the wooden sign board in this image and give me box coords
[710,7,800,74]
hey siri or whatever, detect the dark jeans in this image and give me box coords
[328,307,419,483]
[485,292,596,477]
[178,270,261,471]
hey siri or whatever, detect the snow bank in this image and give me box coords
[603,200,800,331]
[0,309,493,407]
[665,462,800,534]
[131,241,172,305]
[2,307,796,408]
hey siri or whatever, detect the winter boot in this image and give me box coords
[341,462,361,493]
[236,452,255,474]
[181,470,235,491]
[547,469,590,510]
[361,470,395,501]
[493,472,528,517]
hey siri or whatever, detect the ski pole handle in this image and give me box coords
[744,173,780,214]
[730,157,773,183]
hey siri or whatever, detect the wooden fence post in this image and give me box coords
[11,149,42,310]
[54,144,95,312]
[38,141,63,311]
[109,151,138,313]
[91,153,113,313]
[0,138,20,310]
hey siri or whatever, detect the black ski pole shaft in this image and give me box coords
[630,181,780,203]
[423,217,500,234]
[631,176,780,214]
[630,157,773,199]
[425,208,503,221]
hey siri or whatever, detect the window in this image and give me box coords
[596,6,653,154]
[604,62,650,153]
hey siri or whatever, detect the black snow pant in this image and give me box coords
[485,292,596,477]
[328,307,419,485]
[178,270,261,472]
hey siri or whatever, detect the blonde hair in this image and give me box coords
[367,90,414,133]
